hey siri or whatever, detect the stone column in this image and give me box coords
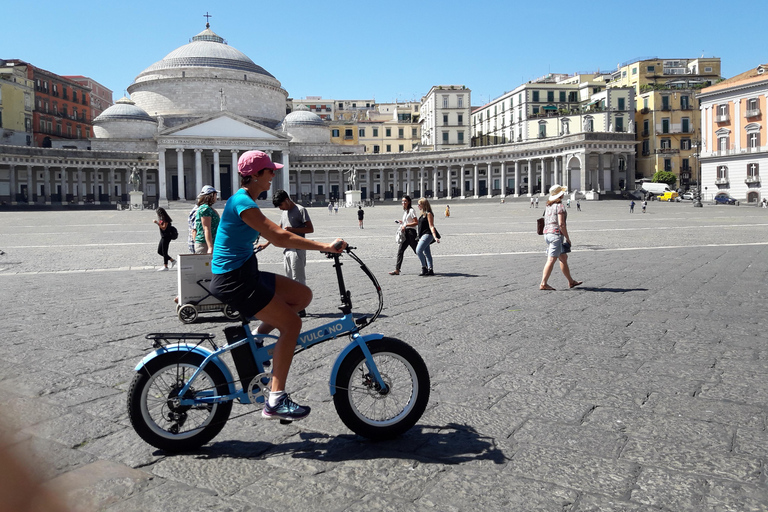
[500,161,506,198]
[446,167,453,199]
[141,167,147,194]
[433,167,439,198]
[264,150,274,199]
[176,148,186,200]
[460,165,466,198]
[377,169,383,201]
[309,169,317,201]
[473,163,479,198]
[158,149,167,202]
[76,167,84,204]
[541,159,549,195]
[393,168,400,201]
[580,153,588,194]
[43,167,51,204]
[324,169,331,202]
[405,168,412,196]
[487,162,493,198]
[230,150,239,196]
[60,166,68,203]
[26,165,34,204]
[296,168,303,201]
[514,160,521,196]
[9,165,16,204]
[627,152,635,187]
[109,168,116,203]
[212,149,221,194]
[281,151,290,194]
[527,160,533,197]
[597,153,605,193]
[194,149,203,197]
[419,167,425,197]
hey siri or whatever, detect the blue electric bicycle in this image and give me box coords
[127,246,430,452]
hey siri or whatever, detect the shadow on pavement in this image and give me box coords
[577,286,649,293]
[428,272,481,278]
[192,422,506,465]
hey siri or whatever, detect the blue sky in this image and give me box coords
[4,0,764,107]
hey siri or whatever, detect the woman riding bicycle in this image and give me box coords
[210,150,345,421]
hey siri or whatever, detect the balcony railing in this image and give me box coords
[746,108,761,118]
[715,114,730,122]
[715,177,729,185]
[745,176,761,184]
[641,130,650,137]
[655,148,680,154]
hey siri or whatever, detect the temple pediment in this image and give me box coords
[162,113,288,140]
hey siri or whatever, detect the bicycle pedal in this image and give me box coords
[279,419,293,425]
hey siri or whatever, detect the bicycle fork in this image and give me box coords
[329,333,389,395]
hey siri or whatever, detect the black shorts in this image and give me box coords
[210,255,276,318]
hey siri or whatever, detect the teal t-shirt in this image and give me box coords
[194,204,220,244]
[212,189,260,274]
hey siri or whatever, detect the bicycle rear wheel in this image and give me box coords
[333,337,429,440]
[128,352,232,452]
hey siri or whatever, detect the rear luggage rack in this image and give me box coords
[145,332,218,350]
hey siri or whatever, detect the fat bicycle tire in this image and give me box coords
[127,352,232,452]
[333,337,429,440]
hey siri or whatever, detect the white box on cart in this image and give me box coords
[177,254,221,306]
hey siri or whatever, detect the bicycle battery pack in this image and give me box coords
[225,325,260,390]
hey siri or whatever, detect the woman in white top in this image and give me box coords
[389,195,418,275]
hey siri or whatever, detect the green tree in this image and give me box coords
[652,170,677,188]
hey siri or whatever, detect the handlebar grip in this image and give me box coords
[332,240,345,251]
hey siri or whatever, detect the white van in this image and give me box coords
[640,183,672,195]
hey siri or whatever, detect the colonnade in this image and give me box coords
[1,163,155,205]
[291,150,634,202]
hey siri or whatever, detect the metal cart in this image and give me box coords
[176,254,239,324]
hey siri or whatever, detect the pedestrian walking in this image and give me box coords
[629,200,635,213]
[642,200,647,213]
[328,202,333,215]
[530,197,534,208]
[566,198,571,208]
[416,198,440,276]
[445,205,450,217]
[194,185,220,254]
[389,195,418,275]
[187,201,200,254]
[576,200,581,211]
[256,189,314,317]
[154,207,177,271]
[539,185,582,291]
[535,197,539,208]
[357,206,365,229]
[334,202,339,214]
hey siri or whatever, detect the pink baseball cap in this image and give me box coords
[238,150,284,176]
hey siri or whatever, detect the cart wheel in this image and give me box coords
[178,304,198,324]
[223,304,240,321]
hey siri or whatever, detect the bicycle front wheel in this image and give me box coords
[128,352,232,452]
[333,337,430,440]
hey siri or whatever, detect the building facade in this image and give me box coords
[64,75,113,122]
[699,64,767,204]
[0,60,34,146]
[609,57,721,187]
[420,85,471,150]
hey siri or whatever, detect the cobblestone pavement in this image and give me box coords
[1,199,767,511]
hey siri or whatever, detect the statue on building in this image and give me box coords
[128,166,141,191]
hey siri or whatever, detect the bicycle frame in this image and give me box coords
[136,247,388,407]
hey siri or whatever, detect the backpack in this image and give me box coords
[167,225,179,240]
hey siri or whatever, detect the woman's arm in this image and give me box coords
[241,208,343,252]
[201,216,214,254]
[558,211,571,244]
[427,212,440,243]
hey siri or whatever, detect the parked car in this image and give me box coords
[714,194,738,205]
[681,191,695,200]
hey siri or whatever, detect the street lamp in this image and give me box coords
[692,139,703,207]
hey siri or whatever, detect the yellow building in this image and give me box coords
[0,61,34,146]
[330,102,420,154]
[609,58,721,188]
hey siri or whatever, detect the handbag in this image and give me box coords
[395,228,404,244]
[536,214,545,236]
[430,227,441,245]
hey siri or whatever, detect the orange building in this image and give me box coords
[699,64,767,204]
[6,60,94,147]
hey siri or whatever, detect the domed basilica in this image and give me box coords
[91,23,340,202]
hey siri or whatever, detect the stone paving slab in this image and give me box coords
[1,200,768,510]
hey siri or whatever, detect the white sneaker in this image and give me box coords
[170,260,176,269]
[157,267,168,271]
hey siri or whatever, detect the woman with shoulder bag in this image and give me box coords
[539,185,582,291]
[389,195,418,275]
[415,198,440,276]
